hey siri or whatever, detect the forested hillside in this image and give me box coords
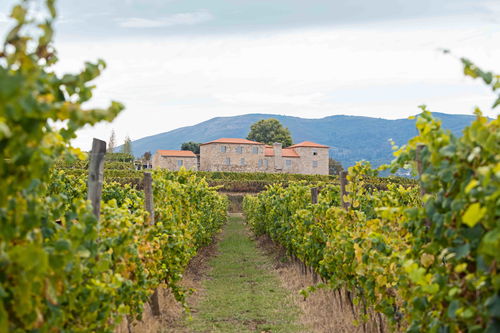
[128,112,477,167]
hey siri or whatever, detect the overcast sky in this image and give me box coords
[1,0,499,150]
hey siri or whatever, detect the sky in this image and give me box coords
[0,0,499,150]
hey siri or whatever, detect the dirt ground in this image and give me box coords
[254,233,389,333]
[116,213,390,333]
[115,235,220,333]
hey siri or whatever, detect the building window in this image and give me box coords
[264,159,268,168]
[312,160,318,168]
[220,145,227,153]
[224,157,231,165]
[258,159,263,167]
[177,160,183,167]
[252,146,259,154]
[285,159,292,167]
[313,150,318,156]
[236,146,243,154]
[240,158,245,166]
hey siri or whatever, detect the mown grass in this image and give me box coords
[186,215,304,333]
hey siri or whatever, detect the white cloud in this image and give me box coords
[116,11,213,28]
[0,12,9,23]
[52,15,499,150]
[214,92,325,106]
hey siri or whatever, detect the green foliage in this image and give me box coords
[247,118,293,147]
[0,0,123,330]
[461,58,500,109]
[143,151,152,161]
[244,109,499,332]
[0,1,227,331]
[43,169,227,331]
[195,170,415,193]
[391,108,499,332]
[181,141,201,154]
[328,157,344,175]
[197,170,334,182]
[105,152,135,162]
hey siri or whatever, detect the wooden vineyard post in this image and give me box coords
[143,172,155,225]
[311,187,319,204]
[340,171,349,210]
[87,138,106,220]
[150,289,161,317]
[143,172,161,316]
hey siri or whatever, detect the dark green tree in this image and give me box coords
[181,141,201,154]
[328,158,344,175]
[246,119,293,147]
[143,151,152,162]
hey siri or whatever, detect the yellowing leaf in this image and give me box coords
[420,253,435,268]
[464,179,478,194]
[462,203,486,227]
[455,263,467,273]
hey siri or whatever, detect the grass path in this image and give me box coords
[185,215,305,333]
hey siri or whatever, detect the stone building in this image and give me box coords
[199,138,329,175]
[152,150,198,171]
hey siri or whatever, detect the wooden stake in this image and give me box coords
[150,289,161,317]
[143,172,155,225]
[87,138,106,220]
[311,187,319,204]
[340,171,349,210]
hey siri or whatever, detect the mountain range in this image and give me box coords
[127,113,478,168]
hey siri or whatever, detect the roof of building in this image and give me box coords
[264,145,300,158]
[201,138,264,145]
[157,150,197,157]
[289,141,329,148]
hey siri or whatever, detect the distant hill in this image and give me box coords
[126,113,478,168]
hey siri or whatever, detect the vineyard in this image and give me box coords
[0,3,229,331]
[3,144,228,332]
[1,0,500,332]
[244,111,500,332]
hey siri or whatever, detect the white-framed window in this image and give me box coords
[312,150,318,156]
[177,160,183,167]
[264,159,269,168]
[285,159,292,167]
[220,145,227,153]
[240,158,245,166]
[252,146,259,154]
[312,160,318,168]
[258,159,263,167]
[236,146,243,154]
[224,157,231,165]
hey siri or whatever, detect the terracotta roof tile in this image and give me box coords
[201,138,264,145]
[265,147,300,158]
[157,150,197,157]
[289,141,329,148]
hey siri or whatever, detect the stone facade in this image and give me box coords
[153,139,329,175]
[199,138,329,175]
[152,150,198,171]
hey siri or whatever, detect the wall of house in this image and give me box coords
[281,157,302,174]
[152,153,198,171]
[293,147,329,175]
[195,142,329,175]
[200,143,267,172]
